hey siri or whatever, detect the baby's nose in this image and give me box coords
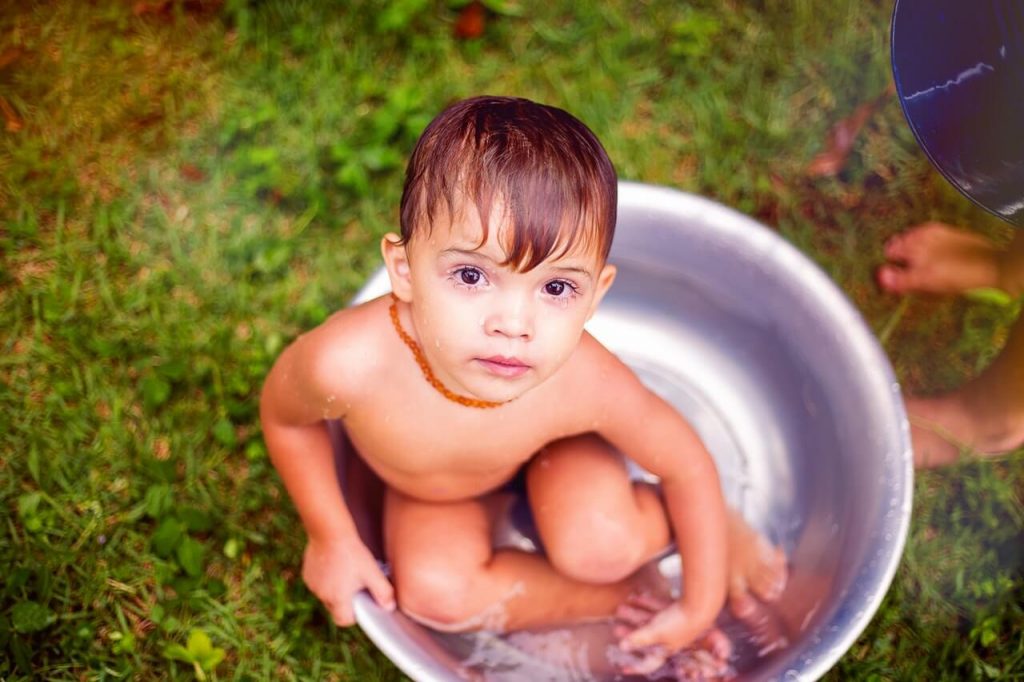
[484,300,533,339]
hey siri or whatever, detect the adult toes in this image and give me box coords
[883,231,913,261]
[876,264,914,293]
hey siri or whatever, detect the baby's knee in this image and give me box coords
[393,561,480,630]
[547,523,645,584]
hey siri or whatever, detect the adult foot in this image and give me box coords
[909,392,1024,468]
[876,222,1011,296]
[726,510,787,614]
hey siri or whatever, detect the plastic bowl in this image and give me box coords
[341,182,913,680]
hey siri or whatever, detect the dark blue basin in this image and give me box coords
[891,0,1024,226]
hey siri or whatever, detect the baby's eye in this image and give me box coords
[543,280,576,298]
[454,267,485,286]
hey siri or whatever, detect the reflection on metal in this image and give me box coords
[344,183,913,681]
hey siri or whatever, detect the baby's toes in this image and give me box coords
[727,590,759,620]
[620,646,669,676]
[701,627,733,661]
[750,547,788,602]
[674,650,728,681]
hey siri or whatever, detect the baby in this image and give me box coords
[260,95,786,675]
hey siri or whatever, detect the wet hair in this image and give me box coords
[399,95,617,270]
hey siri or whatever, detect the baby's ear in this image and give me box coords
[587,264,617,321]
[381,233,413,301]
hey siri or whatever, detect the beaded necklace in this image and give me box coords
[389,295,508,409]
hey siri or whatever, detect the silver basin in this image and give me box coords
[342,182,913,681]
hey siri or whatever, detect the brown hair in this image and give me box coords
[399,96,617,270]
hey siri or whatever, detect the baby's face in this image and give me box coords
[401,201,614,404]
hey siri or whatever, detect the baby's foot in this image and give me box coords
[726,511,787,613]
[669,629,733,681]
[725,592,790,658]
[612,593,733,679]
[877,223,1005,296]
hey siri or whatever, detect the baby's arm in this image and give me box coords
[260,324,395,625]
[593,355,728,651]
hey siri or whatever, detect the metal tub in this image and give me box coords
[342,182,913,681]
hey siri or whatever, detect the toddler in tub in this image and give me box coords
[260,95,787,677]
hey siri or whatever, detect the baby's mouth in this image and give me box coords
[477,355,531,378]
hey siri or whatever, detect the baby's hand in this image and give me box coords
[613,593,733,680]
[302,536,395,627]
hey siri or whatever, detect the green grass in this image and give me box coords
[1,1,1021,679]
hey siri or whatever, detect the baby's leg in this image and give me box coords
[525,434,800,679]
[385,487,637,633]
[526,433,671,585]
[527,434,787,606]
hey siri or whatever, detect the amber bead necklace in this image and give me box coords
[389,295,508,409]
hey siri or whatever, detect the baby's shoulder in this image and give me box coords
[548,333,665,436]
[566,331,630,375]
[555,331,646,399]
[288,296,392,396]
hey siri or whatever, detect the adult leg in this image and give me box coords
[384,487,637,633]
[875,224,1024,465]
[911,312,1024,466]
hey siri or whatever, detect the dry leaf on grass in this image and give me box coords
[0,47,24,70]
[1,97,23,132]
[807,83,896,178]
[454,1,486,39]
[179,163,206,182]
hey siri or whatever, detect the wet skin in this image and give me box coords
[261,199,787,670]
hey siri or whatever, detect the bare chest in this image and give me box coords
[341,395,565,499]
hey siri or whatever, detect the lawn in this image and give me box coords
[1,1,1022,679]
